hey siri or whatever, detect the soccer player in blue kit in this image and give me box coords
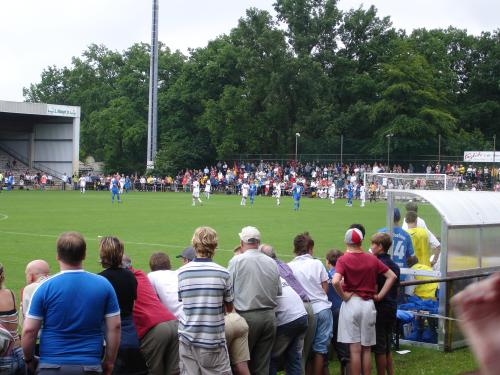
[292,182,303,211]
[249,180,257,206]
[379,208,415,275]
[111,175,121,203]
[346,182,353,207]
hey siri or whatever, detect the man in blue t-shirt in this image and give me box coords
[346,183,353,207]
[22,232,121,375]
[249,180,257,206]
[379,208,415,271]
[111,176,121,203]
[292,183,303,211]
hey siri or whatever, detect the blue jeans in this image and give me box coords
[269,315,308,375]
[312,308,333,354]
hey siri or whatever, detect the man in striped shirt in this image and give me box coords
[178,226,233,374]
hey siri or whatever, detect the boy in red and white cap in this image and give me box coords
[332,228,397,375]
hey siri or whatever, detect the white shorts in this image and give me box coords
[193,191,200,198]
[338,296,377,346]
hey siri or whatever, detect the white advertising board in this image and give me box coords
[46,104,79,117]
[464,151,500,163]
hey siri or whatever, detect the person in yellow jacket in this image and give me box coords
[405,256,438,300]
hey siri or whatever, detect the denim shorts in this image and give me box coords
[312,308,333,354]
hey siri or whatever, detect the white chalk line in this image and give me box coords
[0,230,294,258]
[0,213,8,221]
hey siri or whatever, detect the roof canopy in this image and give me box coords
[389,190,500,227]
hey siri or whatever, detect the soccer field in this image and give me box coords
[0,190,441,292]
[0,189,476,374]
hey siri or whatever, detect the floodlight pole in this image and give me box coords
[340,134,343,166]
[386,133,394,170]
[146,0,159,170]
[438,134,441,165]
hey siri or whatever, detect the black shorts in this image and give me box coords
[373,306,396,354]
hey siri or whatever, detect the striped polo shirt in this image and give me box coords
[178,258,233,348]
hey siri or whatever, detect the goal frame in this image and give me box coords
[363,172,449,191]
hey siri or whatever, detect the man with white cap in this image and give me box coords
[228,226,281,375]
[333,228,397,375]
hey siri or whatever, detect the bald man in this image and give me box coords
[21,260,50,323]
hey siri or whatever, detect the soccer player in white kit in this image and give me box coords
[79,175,86,194]
[360,183,366,207]
[119,175,125,194]
[192,180,203,206]
[204,179,211,199]
[273,181,282,206]
[241,181,250,206]
[328,183,336,204]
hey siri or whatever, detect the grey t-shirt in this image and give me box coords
[228,249,281,311]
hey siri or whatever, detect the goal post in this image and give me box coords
[363,173,452,191]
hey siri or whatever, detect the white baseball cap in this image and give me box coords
[239,226,261,243]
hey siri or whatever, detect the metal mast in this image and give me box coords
[146,0,159,169]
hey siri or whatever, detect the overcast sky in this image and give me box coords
[1,0,498,102]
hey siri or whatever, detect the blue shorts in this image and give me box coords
[312,308,333,354]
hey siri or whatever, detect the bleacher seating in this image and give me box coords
[0,149,61,189]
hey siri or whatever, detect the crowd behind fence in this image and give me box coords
[81,160,500,194]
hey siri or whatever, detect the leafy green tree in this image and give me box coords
[370,47,456,158]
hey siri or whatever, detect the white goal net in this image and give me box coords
[363,173,454,192]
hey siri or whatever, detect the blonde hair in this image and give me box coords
[192,226,218,258]
[99,236,124,268]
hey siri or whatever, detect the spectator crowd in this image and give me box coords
[2,159,500,194]
[71,160,500,196]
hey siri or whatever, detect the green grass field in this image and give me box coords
[0,189,406,291]
[0,190,476,374]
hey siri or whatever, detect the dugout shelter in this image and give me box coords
[386,190,500,351]
[0,100,80,180]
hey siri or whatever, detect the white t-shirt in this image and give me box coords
[204,181,211,192]
[241,183,249,197]
[402,216,440,248]
[275,277,307,326]
[79,177,86,187]
[328,185,335,197]
[273,183,282,197]
[288,254,331,314]
[192,181,200,196]
[148,270,183,320]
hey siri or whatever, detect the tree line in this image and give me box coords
[23,0,500,174]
